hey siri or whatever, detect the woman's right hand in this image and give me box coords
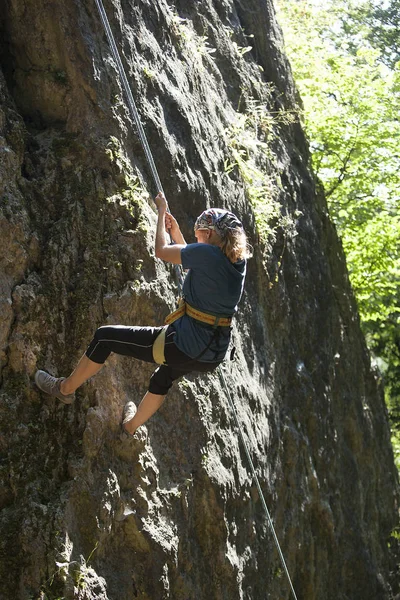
[155,192,168,213]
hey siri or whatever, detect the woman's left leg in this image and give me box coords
[122,353,221,434]
[123,391,166,435]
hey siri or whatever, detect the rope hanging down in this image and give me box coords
[218,368,298,600]
[93,0,183,293]
[93,2,298,598]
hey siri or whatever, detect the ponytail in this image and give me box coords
[220,228,252,263]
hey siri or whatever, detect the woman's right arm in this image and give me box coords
[154,193,185,264]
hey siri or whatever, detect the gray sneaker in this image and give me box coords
[122,401,137,436]
[34,370,75,404]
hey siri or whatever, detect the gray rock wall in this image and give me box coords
[0,1,398,599]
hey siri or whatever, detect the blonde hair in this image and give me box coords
[219,228,252,263]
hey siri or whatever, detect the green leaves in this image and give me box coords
[224,99,297,243]
[339,0,400,69]
[277,0,400,437]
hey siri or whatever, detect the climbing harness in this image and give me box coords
[153,301,232,365]
[152,301,232,365]
[93,0,184,295]
[152,325,169,364]
[93,1,298,598]
[165,299,233,328]
[152,323,221,366]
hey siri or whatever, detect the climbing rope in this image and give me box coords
[93,1,298,598]
[94,0,163,193]
[218,367,298,600]
[93,0,183,294]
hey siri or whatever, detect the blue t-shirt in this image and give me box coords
[171,243,246,362]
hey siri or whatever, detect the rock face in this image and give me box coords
[0,1,398,599]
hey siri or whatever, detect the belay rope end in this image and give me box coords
[218,368,298,600]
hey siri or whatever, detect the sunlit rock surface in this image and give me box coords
[0,1,398,599]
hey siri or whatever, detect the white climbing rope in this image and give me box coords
[93,0,183,294]
[94,0,163,194]
[92,2,298,598]
[218,367,298,600]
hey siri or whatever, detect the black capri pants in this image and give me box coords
[85,325,222,395]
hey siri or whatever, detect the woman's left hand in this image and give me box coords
[165,212,181,239]
[155,192,168,212]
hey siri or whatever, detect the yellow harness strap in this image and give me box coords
[164,299,186,325]
[164,300,232,327]
[154,302,232,365]
[152,325,168,365]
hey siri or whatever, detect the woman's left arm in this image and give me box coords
[154,192,185,264]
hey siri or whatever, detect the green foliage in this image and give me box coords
[105,136,150,218]
[391,432,400,472]
[277,0,400,445]
[143,66,156,79]
[390,526,400,543]
[338,0,400,69]
[232,41,253,57]
[224,95,298,243]
[38,542,99,598]
[167,10,216,63]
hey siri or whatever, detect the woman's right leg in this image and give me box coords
[35,325,162,401]
[63,324,162,392]
[60,355,104,395]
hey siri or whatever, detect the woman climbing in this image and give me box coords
[34,192,251,435]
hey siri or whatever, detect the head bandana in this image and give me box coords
[194,208,243,238]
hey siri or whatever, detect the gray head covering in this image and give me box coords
[194,208,243,237]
